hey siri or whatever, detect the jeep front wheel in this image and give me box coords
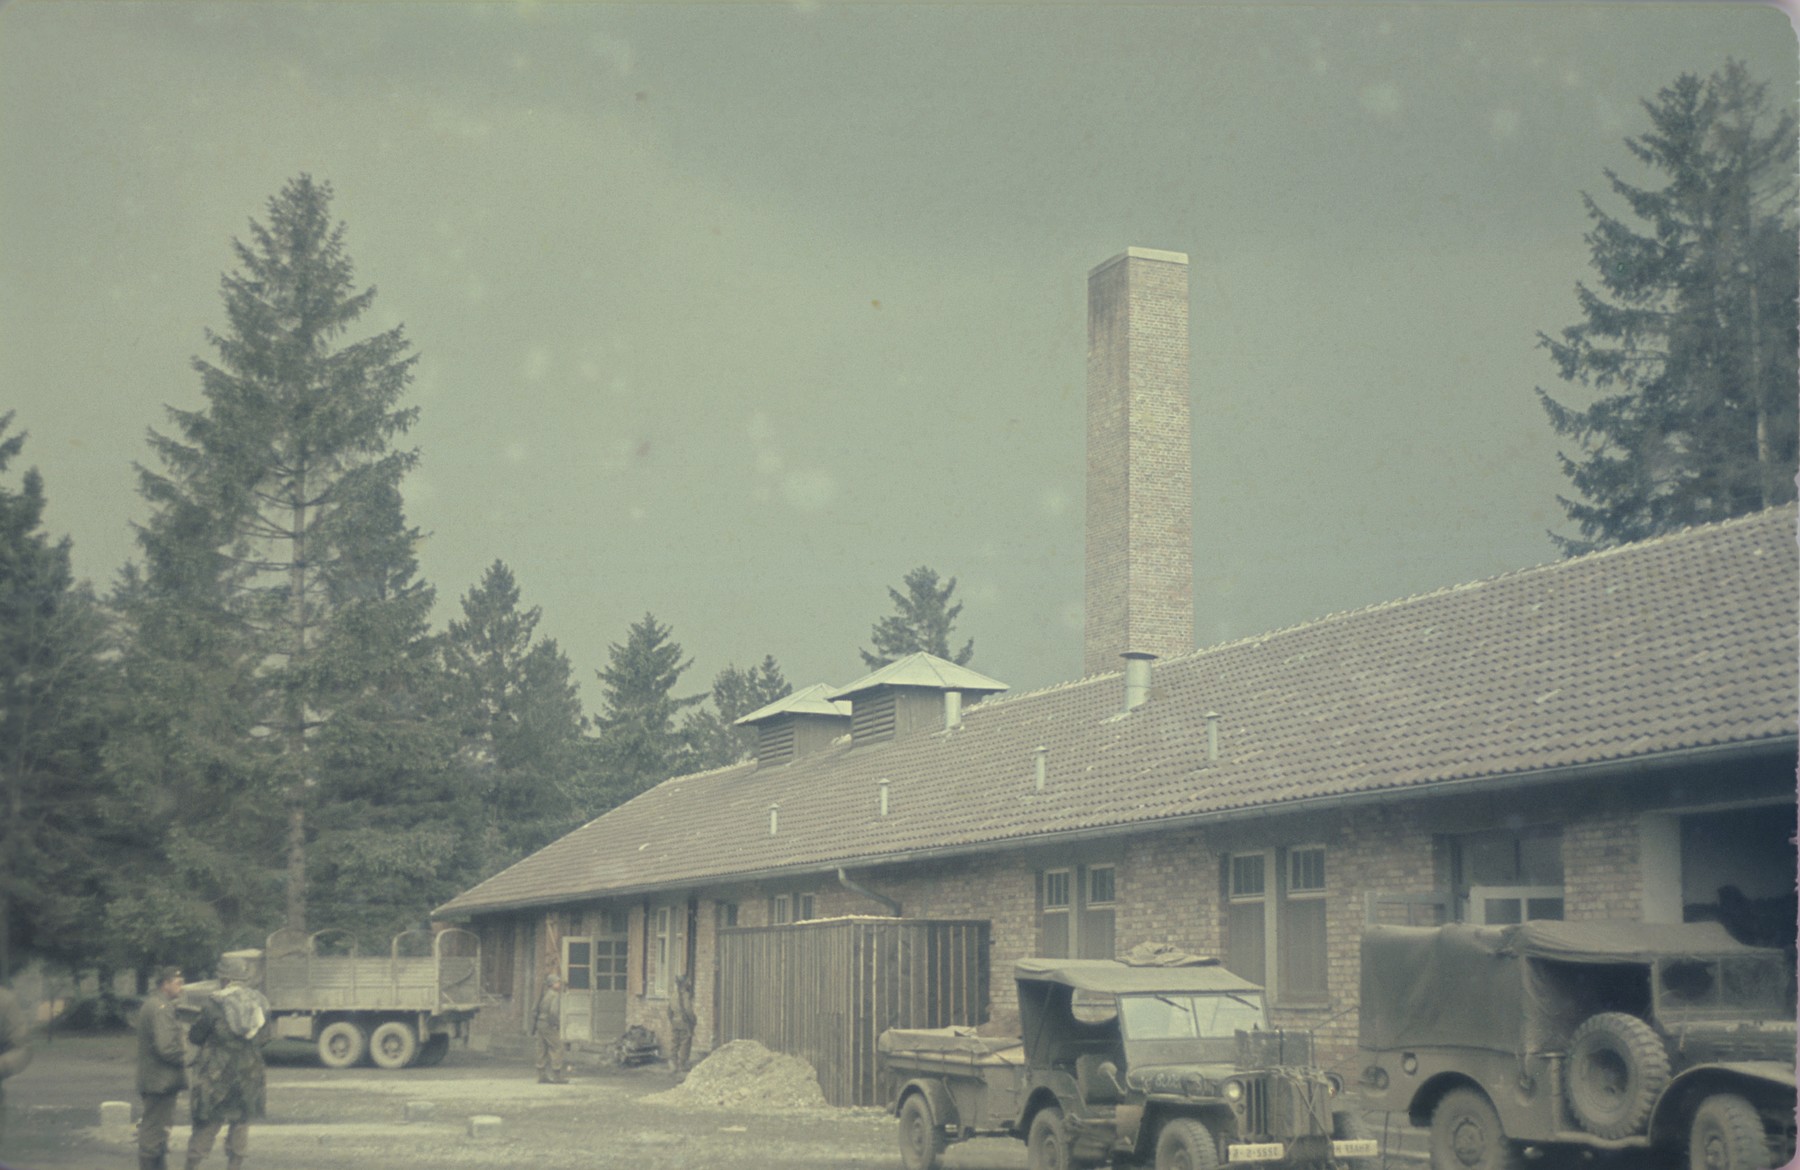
[1029,1107,1073,1170]
[1429,1087,1522,1170]
[1154,1118,1219,1170]
[1689,1094,1771,1170]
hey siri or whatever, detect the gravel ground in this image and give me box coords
[0,1032,1034,1170]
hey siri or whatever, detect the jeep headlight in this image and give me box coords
[1325,1073,1344,1097]
[1223,1079,1244,1103]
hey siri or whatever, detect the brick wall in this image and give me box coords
[1085,248,1193,676]
[1563,813,1644,919]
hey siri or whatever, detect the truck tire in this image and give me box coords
[1333,1109,1376,1169]
[317,1020,368,1069]
[1029,1106,1073,1170]
[1429,1087,1522,1170]
[1566,1012,1670,1140]
[1689,1094,1771,1170]
[898,1093,946,1170]
[1154,1118,1220,1170]
[415,1034,450,1067]
[369,1020,420,1069]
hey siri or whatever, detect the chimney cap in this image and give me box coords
[827,652,1008,703]
[734,682,852,727]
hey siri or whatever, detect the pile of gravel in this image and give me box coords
[642,1040,827,1110]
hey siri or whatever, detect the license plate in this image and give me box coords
[1333,1140,1380,1157]
[1226,1142,1286,1161]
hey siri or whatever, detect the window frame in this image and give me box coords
[1224,846,1330,1006]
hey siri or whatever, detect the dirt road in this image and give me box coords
[0,1033,1029,1170]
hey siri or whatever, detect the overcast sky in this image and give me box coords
[2,1,1795,709]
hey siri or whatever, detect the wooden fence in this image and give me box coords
[716,917,990,1106]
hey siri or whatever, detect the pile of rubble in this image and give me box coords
[642,1040,827,1110]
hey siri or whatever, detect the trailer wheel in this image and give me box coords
[368,1020,420,1069]
[1154,1118,1219,1170]
[1029,1106,1073,1170]
[898,1094,946,1170]
[1689,1094,1770,1170]
[317,1020,368,1069]
[1429,1087,1522,1170]
[415,1034,450,1068]
[1567,1012,1670,1140]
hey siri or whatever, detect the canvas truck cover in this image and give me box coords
[1013,957,1255,994]
[1360,921,1765,1056]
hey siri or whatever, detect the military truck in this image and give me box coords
[192,927,482,1069]
[879,956,1376,1170]
[1357,921,1797,1170]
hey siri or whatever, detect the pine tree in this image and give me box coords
[129,175,434,933]
[1537,61,1798,554]
[687,655,790,769]
[860,566,974,669]
[443,561,586,870]
[590,614,703,805]
[0,416,119,978]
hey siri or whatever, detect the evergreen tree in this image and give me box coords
[1537,61,1798,554]
[0,416,119,978]
[443,561,586,871]
[860,565,974,669]
[129,175,439,934]
[687,655,790,769]
[590,614,703,805]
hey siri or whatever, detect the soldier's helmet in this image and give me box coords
[217,953,258,983]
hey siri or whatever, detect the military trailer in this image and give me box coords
[880,956,1376,1170]
[196,927,482,1069]
[1357,921,1797,1170]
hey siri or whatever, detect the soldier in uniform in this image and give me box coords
[0,981,33,1147]
[668,973,697,1076]
[135,967,188,1170]
[182,954,273,1170]
[533,973,567,1084]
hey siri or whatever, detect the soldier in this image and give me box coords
[668,973,696,1076]
[135,967,188,1170]
[0,981,33,1147]
[532,974,568,1084]
[182,954,273,1170]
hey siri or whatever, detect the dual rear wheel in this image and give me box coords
[315,1019,428,1069]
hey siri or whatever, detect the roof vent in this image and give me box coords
[1034,745,1048,791]
[944,690,962,730]
[1205,711,1221,761]
[878,778,890,817]
[735,684,851,767]
[1123,652,1156,711]
[769,803,780,836]
[827,653,1007,747]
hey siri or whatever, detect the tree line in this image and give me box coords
[0,177,977,984]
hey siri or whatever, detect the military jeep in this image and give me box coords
[1357,921,1796,1170]
[880,956,1376,1169]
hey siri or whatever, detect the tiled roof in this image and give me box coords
[437,507,1798,917]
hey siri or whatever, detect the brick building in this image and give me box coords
[433,250,1798,1075]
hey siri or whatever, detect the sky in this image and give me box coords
[1,1,1795,711]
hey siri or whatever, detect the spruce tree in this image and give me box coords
[1537,61,1798,554]
[444,561,586,870]
[687,655,790,769]
[130,175,434,934]
[860,565,975,669]
[590,614,703,805]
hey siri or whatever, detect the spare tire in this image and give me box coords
[1566,1011,1670,1139]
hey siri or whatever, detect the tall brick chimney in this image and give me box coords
[1083,247,1193,677]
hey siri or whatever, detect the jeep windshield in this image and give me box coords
[1656,955,1794,1020]
[1118,991,1266,1040]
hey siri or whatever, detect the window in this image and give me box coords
[564,938,593,991]
[594,912,628,992]
[651,906,672,996]
[1452,827,1563,924]
[769,892,814,924]
[1225,847,1329,1004]
[1037,864,1116,959]
[718,902,739,928]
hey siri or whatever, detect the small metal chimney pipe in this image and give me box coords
[1123,652,1157,711]
[878,778,890,817]
[1205,711,1221,761]
[944,690,962,730]
[1034,745,1049,791]
[769,802,780,836]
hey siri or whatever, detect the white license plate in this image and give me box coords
[1333,1140,1380,1157]
[1226,1142,1286,1161]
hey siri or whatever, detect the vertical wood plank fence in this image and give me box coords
[716,917,990,1106]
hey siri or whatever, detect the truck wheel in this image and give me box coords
[415,1034,450,1067]
[317,1020,368,1069]
[1332,1109,1376,1169]
[1154,1118,1219,1170]
[1429,1087,1522,1170]
[898,1094,946,1170]
[1689,1094,1770,1170]
[369,1020,420,1069]
[1566,1012,1670,1140]
[1029,1106,1074,1170]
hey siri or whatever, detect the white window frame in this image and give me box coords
[651,906,672,997]
[1466,885,1566,925]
